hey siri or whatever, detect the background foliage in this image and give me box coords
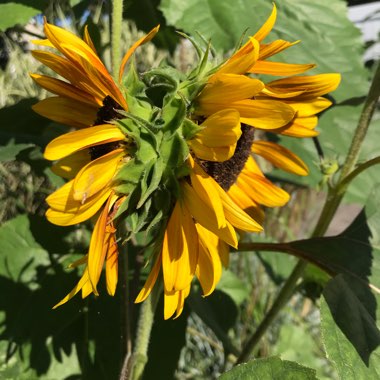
[0,0,379,379]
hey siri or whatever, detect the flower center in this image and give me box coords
[94,95,123,125]
[198,125,255,191]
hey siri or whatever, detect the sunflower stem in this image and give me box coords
[111,0,124,77]
[129,280,162,380]
[236,61,380,364]
[119,227,132,380]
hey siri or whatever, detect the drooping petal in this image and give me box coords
[53,267,91,309]
[73,148,124,202]
[275,116,319,137]
[51,149,91,179]
[135,253,162,303]
[162,201,198,292]
[46,186,112,226]
[33,97,98,129]
[88,194,118,294]
[30,73,98,106]
[188,157,226,228]
[44,124,125,161]
[182,182,238,247]
[105,232,118,296]
[119,25,160,82]
[252,140,309,176]
[195,224,222,296]
[216,186,263,232]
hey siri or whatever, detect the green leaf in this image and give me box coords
[216,269,249,306]
[321,294,380,380]
[0,215,50,281]
[0,1,47,30]
[0,139,33,162]
[322,275,380,367]
[219,357,318,380]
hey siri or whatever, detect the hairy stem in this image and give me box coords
[129,281,162,380]
[111,0,123,77]
[236,62,380,364]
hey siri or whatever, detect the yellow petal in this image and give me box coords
[233,99,295,129]
[194,109,242,147]
[250,61,316,76]
[135,254,162,303]
[228,184,265,225]
[188,157,226,228]
[30,73,98,106]
[88,195,115,295]
[164,289,180,320]
[197,74,264,109]
[218,241,230,268]
[46,186,112,226]
[274,116,319,137]
[83,25,97,52]
[253,4,277,42]
[53,267,90,309]
[189,109,241,161]
[216,186,263,232]
[33,97,98,128]
[119,25,160,82]
[218,38,260,75]
[259,40,299,60]
[237,173,290,207]
[252,140,308,176]
[51,149,91,179]
[286,97,332,117]
[105,233,118,296]
[73,149,124,202]
[266,74,341,98]
[182,182,238,247]
[189,140,236,162]
[31,50,104,105]
[162,201,198,292]
[195,224,222,296]
[44,124,125,161]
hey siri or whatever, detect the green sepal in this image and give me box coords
[161,96,187,134]
[137,156,165,209]
[143,67,185,93]
[182,118,203,140]
[121,59,145,96]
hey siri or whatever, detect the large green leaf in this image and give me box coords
[219,357,318,380]
[0,1,48,31]
[321,294,380,380]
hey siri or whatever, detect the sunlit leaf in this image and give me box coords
[219,357,318,379]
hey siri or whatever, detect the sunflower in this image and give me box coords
[191,3,340,222]
[31,21,159,306]
[135,5,340,318]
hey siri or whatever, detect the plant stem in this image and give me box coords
[119,239,132,380]
[111,0,123,77]
[236,62,380,364]
[129,281,162,380]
